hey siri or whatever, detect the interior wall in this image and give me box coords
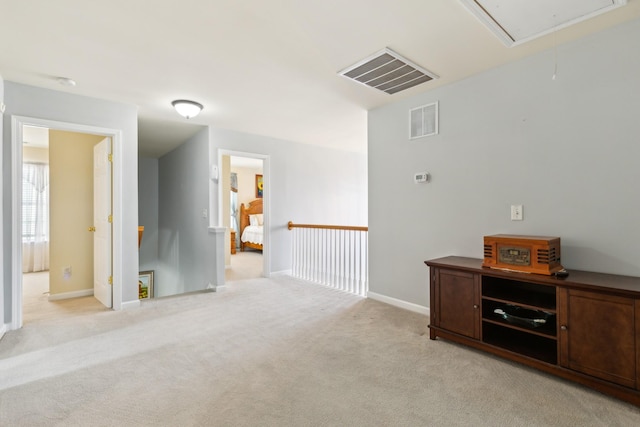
[138,157,159,273]
[23,146,49,163]
[48,130,104,296]
[232,165,263,207]
[157,128,216,297]
[368,18,640,308]
[210,127,368,275]
[0,75,4,331]
[222,155,231,266]
[2,82,139,323]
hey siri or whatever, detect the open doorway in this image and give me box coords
[11,116,123,330]
[20,125,112,324]
[220,152,268,282]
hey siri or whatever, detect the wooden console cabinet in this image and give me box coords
[426,256,640,406]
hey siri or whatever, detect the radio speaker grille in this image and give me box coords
[537,248,558,265]
[484,244,493,259]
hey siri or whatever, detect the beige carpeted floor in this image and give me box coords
[225,250,263,282]
[2,274,640,426]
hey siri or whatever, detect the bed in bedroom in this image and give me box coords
[239,198,263,252]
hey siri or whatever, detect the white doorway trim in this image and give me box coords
[216,149,270,278]
[10,116,124,329]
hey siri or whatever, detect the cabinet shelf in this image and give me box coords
[482,276,556,310]
[482,321,557,364]
[482,318,556,339]
[481,299,557,337]
[482,296,557,313]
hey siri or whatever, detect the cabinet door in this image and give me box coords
[559,289,639,388]
[432,268,480,339]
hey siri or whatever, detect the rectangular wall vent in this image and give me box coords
[339,48,439,95]
[410,102,439,139]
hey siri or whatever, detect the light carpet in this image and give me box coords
[1,276,639,426]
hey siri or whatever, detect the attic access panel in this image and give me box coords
[460,0,627,46]
[339,48,439,95]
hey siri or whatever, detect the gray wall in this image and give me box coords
[3,82,140,323]
[150,125,367,296]
[209,127,368,275]
[157,128,215,297]
[138,157,159,273]
[368,18,640,308]
[0,75,4,329]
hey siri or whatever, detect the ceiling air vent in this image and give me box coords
[339,48,439,95]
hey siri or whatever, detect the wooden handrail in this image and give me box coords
[288,221,368,232]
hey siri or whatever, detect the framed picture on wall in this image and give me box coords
[256,174,263,198]
[138,270,154,299]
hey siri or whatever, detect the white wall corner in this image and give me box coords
[270,269,292,277]
[0,324,7,340]
[367,291,430,316]
[121,299,141,310]
[208,284,227,293]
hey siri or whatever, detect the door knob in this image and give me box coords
[88,226,96,232]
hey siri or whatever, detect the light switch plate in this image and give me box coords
[511,204,523,221]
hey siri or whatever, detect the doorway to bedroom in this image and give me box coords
[223,154,265,282]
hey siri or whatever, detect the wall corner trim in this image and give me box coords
[121,299,141,310]
[208,226,226,234]
[0,324,7,339]
[270,270,292,277]
[367,291,430,316]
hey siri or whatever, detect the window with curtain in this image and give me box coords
[22,162,50,273]
[230,172,239,248]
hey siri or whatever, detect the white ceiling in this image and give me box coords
[1,1,639,157]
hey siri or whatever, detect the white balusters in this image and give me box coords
[289,224,368,297]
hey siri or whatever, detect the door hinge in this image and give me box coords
[108,153,113,162]
[108,276,113,285]
[108,214,113,223]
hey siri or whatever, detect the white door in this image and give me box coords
[93,137,112,308]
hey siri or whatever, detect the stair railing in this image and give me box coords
[288,221,368,296]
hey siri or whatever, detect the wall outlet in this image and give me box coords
[511,204,523,221]
[63,266,72,280]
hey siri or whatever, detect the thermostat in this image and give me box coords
[414,172,430,183]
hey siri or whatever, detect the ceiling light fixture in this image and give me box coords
[171,100,203,119]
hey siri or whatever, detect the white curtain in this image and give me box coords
[22,162,50,273]
[230,173,239,248]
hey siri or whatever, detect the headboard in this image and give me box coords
[239,198,263,234]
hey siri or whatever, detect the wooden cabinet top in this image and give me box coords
[426,256,640,297]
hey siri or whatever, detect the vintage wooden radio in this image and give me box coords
[482,234,564,275]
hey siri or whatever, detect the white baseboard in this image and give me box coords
[270,269,292,277]
[367,291,430,316]
[121,299,141,310]
[48,288,94,301]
